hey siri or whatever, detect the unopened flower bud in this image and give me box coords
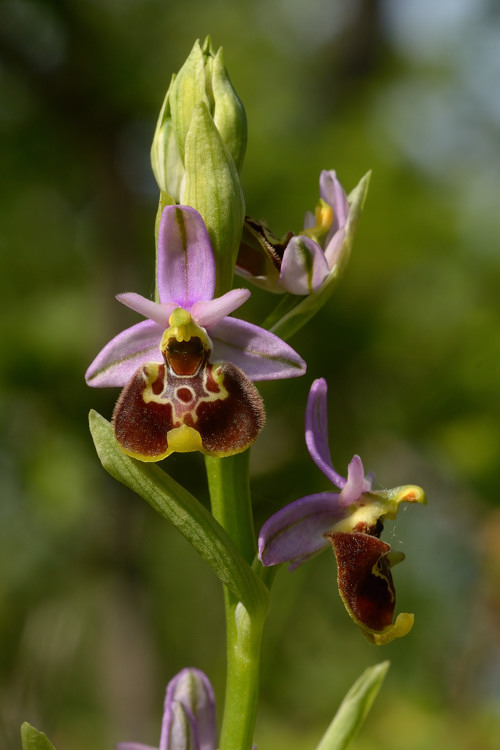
[151,38,246,295]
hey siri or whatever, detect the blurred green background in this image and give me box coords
[1,0,500,748]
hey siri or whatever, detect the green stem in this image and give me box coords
[205,451,267,750]
[205,451,256,564]
[218,591,264,750]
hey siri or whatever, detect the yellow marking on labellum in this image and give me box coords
[142,360,229,425]
[142,362,161,385]
[112,357,265,461]
[371,558,396,604]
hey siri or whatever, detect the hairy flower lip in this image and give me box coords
[85,205,306,388]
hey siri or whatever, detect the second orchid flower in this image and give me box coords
[259,378,426,645]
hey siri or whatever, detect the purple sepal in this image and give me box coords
[117,668,217,750]
[279,236,330,295]
[161,668,216,750]
[258,492,345,570]
[86,319,164,388]
[209,317,306,381]
[157,205,215,308]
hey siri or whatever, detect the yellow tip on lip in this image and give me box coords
[166,425,204,454]
[362,612,415,646]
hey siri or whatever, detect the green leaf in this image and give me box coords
[266,171,371,341]
[21,723,57,750]
[315,661,390,750]
[89,411,269,618]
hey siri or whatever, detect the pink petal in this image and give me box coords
[209,317,306,381]
[303,209,316,230]
[339,455,368,506]
[323,226,346,268]
[305,378,347,489]
[85,320,164,388]
[191,289,250,328]
[319,170,349,231]
[117,293,176,328]
[279,236,330,295]
[157,205,216,307]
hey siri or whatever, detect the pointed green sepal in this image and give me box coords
[169,40,210,163]
[265,171,371,341]
[181,102,245,294]
[88,410,269,619]
[211,45,247,172]
[315,661,389,750]
[21,723,57,750]
[151,74,185,199]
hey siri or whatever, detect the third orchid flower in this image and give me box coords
[236,170,361,295]
[259,378,426,645]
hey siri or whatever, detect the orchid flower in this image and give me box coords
[117,668,217,750]
[85,205,305,460]
[236,170,350,295]
[258,378,426,645]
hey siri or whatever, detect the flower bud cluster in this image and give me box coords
[151,37,246,294]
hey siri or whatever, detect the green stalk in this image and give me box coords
[205,451,255,563]
[205,451,267,750]
[217,590,263,750]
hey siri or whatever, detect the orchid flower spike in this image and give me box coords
[117,668,217,750]
[86,205,305,460]
[258,378,426,645]
[236,170,351,295]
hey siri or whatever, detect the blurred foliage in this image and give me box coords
[1,0,500,748]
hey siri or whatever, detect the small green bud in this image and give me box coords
[210,44,247,171]
[152,38,247,191]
